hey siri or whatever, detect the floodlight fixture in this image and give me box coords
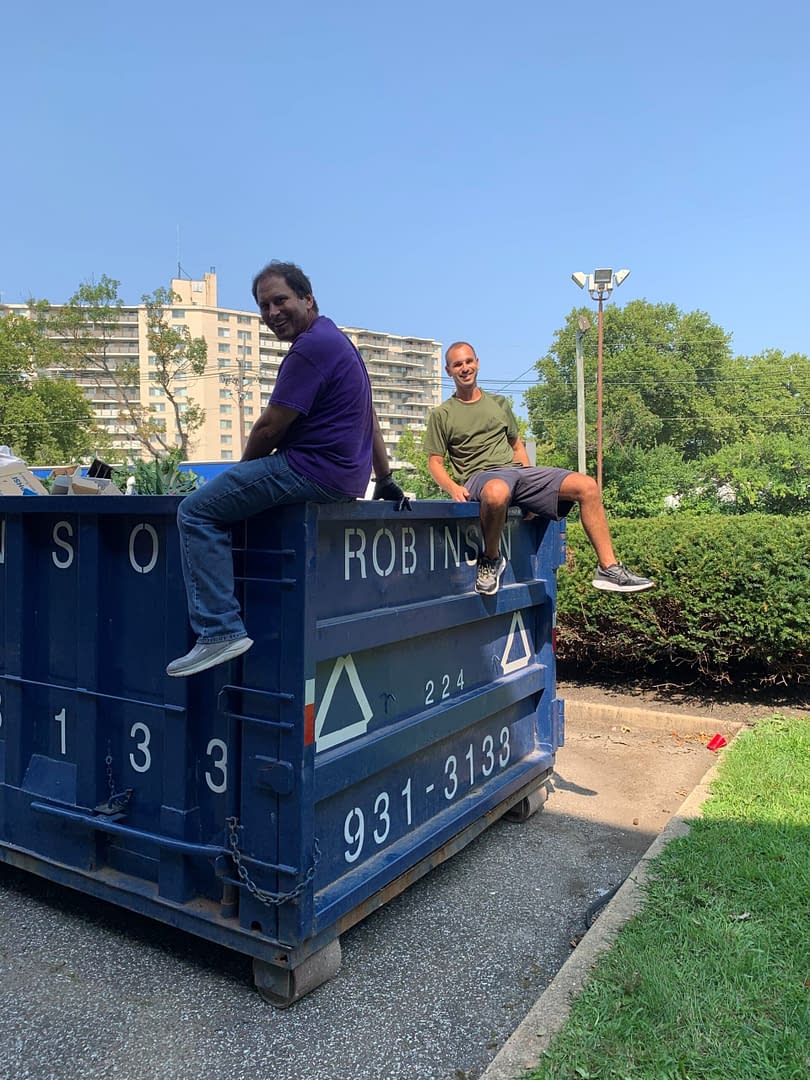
[593,267,613,289]
[613,268,631,287]
[577,315,591,332]
[571,271,587,288]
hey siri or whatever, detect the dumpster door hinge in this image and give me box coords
[254,756,295,795]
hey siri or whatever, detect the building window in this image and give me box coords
[172,309,185,318]
[218,359,230,369]
[218,313,230,322]
[218,344,230,353]
[220,420,232,430]
[221,450,233,459]
[237,315,252,325]
[219,389,231,399]
[220,405,232,414]
[218,328,230,338]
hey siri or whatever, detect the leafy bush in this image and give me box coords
[111,451,202,495]
[557,513,810,684]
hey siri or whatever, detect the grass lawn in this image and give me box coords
[525,715,810,1080]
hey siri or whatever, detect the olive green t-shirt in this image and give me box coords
[424,391,518,484]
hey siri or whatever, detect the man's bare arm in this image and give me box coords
[509,435,531,467]
[241,403,301,461]
[428,454,469,501]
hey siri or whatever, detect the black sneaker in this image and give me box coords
[592,563,654,593]
[476,555,507,595]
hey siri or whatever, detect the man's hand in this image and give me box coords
[448,482,470,502]
[373,473,412,511]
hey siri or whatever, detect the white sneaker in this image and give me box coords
[166,636,253,677]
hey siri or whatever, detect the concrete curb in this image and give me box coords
[480,714,737,1080]
[562,699,741,736]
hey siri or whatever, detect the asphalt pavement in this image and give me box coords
[0,706,736,1080]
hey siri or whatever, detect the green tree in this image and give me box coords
[142,287,208,457]
[0,310,103,463]
[693,431,810,515]
[31,276,208,460]
[525,300,734,473]
[393,427,445,498]
[712,349,810,443]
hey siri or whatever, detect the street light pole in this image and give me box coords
[571,268,630,492]
[595,292,605,490]
[575,315,590,475]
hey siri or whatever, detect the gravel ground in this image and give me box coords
[0,695,735,1080]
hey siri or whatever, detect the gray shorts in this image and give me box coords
[465,466,574,521]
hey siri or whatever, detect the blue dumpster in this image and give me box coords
[0,497,564,1004]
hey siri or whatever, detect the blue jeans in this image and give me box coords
[177,452,352,642]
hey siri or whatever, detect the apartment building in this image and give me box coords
[3,271,442,465]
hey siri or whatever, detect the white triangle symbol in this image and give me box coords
[315,654,374,752]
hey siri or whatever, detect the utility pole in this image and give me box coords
[220,345,253,456]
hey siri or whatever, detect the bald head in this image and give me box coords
[445,341,477,367]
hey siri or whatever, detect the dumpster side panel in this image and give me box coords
[0,497,563,982]
[305,503,562,930]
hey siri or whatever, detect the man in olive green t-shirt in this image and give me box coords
[424,341,654,597]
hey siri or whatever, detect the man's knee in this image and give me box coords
[480,478,512,509]
[560,471,600,504]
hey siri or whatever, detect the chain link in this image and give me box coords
[105,742,116,801]
[97,741,133,815]
[226,817,319,908]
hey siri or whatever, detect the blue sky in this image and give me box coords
[2,1,808,411]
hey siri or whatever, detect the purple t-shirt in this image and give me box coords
[270,316,373,497]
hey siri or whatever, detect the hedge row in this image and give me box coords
[556,512,810,685]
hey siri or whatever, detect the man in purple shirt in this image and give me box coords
[167,261,404,677]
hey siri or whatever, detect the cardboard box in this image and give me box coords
[69,475,123,496]
[45,463,123,496]
[0,461,49,496]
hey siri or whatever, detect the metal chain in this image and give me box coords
[226,817,320,908]
[97,741,133,815]
[105,742,116,801]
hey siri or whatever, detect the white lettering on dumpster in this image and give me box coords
[129,721,152,772]
[344,527,367,580]
[401,526,416,574]
[129,523,159,575]
[340,722,513,864]
[52,521,74,569]
[371,528,396,577]
[205,738,228,794]
[343,522,512,581]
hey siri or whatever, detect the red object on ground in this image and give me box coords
[707,733,727,752]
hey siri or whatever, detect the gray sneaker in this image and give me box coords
[593,563,654,593]
[166,636,254,677]
[475,554,507,595]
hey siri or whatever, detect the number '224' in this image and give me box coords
[425,669,464,705]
